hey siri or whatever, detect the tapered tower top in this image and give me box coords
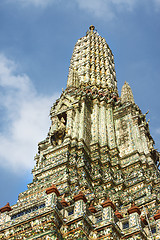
[67,26,118,94]
[121,81,135,104]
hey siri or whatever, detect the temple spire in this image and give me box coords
[67,26,118,93]
[121,81,134,104]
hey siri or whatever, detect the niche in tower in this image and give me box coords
[50,112,67,146]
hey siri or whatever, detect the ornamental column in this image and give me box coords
[65,109,73,141]
[72,103,80,142]
[79,99,85,142]
[101,197,116,221]
[91,99,99,144]
[99,100,107,146]
[73,191,87,216]
[0,203,12,224]
[101,198,121,239]
[139,127,150,155]
[127,202,141,228]
[45,184,60,207]
[106,104,116,149]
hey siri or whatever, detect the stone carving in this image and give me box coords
[49,116,66,145]
[118,133,129,146]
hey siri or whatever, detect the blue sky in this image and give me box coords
[0,0,160,207]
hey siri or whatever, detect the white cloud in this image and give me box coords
[111,0,138,11]
[75,0,160,19]
[154,0,160,10]
[75,0,114,20]
[74,0,138,20]
[0,54,59,174]
[8,0,160,15]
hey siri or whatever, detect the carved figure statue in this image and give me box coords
[58,117,66,133]
[49,117,59,136]
[49,116,66,146]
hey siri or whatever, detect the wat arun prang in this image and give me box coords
[0,25,160,240]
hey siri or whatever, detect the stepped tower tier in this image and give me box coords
[0,26,160,240]
[48,26,119,150]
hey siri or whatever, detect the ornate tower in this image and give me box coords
[0,26,160,240]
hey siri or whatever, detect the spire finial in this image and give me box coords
[89,25,95,31]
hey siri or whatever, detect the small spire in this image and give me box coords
[121,81,134,104]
